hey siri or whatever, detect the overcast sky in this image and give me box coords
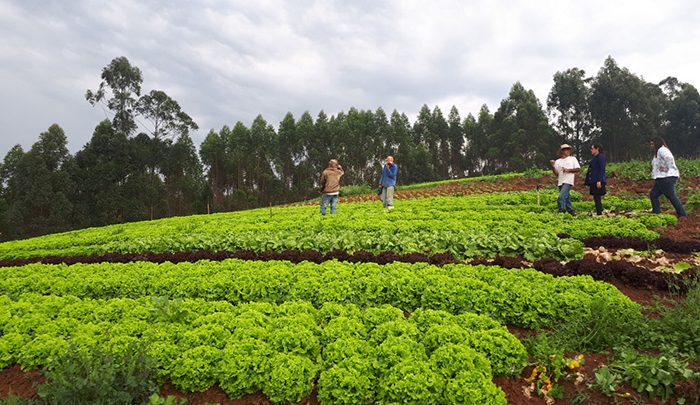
[1,0,699,156]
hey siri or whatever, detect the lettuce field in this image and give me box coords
[1,165,699,404]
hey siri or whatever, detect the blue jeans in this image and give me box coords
[320,194,338,215]
[557,183,575,214]
[650,177,686,216]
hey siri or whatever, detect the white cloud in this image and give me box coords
[1,0,699,156]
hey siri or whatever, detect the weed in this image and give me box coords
[37,341,158,405]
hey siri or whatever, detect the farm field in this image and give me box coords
[1,160,699,404]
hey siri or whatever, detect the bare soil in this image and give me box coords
[0,365,43,399]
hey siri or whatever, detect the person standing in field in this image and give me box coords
[549,144,580,216]
[649,137,686,217]
[378,155,397,210]
[320,159,344,215]
[584,144,607,215]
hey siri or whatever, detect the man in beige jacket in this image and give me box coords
[320,159,344,215]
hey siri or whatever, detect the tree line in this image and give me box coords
[0,56,698,240]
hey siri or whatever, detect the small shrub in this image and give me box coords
[685,188,700,211]
[605,350,699,401]
[340,184,372,197]
[547,298,645,353]
[640,283,700,357]
[37,342,158,405]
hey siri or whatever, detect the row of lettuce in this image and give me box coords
[0,259,640,329]
[397,159,700,187]
[0,192,675,261]
[0,259,644,403]
[1,295,518,404]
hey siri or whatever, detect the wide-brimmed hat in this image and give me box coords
[560,144,574,150]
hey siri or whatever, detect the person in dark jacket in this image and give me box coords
[584,144,607,215]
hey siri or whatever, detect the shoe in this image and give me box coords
[387,205,395,210]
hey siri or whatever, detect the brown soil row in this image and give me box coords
[2,246,699,295]
[1,246,697,294]
[0,249,457,268]
[469,256,698,296]
[582,236,700,254]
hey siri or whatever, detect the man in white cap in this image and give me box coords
[549,144,580,215]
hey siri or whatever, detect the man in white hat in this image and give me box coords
[549,144,580,215]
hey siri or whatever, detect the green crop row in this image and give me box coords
[354,158,700,191]
[397,172,525,191]
[607,159,700,181]
[0,295,519,404]
[0,192,674,261]
[0,259,640,329]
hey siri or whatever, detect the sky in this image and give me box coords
[1,0,699,156]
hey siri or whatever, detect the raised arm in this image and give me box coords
[549,160,558,176]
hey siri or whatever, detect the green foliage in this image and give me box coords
[169,346,220,392]
[421,324,470,354]
[466,329,528,376]
[369,321,420,345]
[429,344,492,379]
[374,336,428,371]
[639,283,700,357]
[321,316,366,345]
[339,183,372,197]
[591,366,621,396]
[608,159,700,181]
[0,230,656,405]
[146,395,188,405]
[217,339,271,398]
[686,187,700,211]
[318,358,375,405]
[0,260,641,330]
[322,337,374,368]
[605,350,699,401]
[541,297,646,353]
[1,190,672,261]
[262,353,318,404]
[377,360,444,405]
[523,167,548,178]
[443,371,507,405]
[0,397,38,405]
[37,342,158,405]
[17,334,69,369]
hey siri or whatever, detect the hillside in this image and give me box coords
[1,160,699,404]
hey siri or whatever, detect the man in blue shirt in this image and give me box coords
[378,155,398,209]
